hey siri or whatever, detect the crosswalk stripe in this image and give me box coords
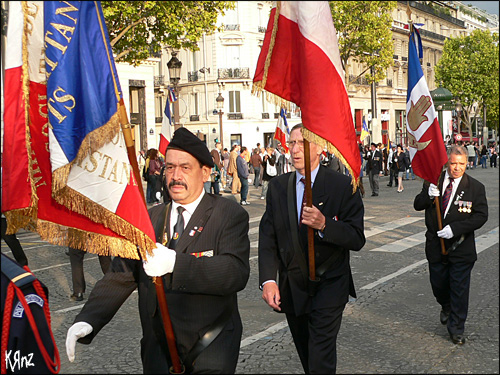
[364,216,423,238]
[370,231,426,252]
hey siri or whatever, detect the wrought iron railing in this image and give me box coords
[224,24,240,31]
[154,75,165,87]
[217,67,250,79]
[188,71,199,82]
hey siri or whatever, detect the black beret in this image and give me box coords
[167,127,214,167]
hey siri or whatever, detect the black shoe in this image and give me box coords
[440,309,450,325]
[70,293,84,302]
[450,333,465,345]
[371,192,376,196]
[387,184,392,187]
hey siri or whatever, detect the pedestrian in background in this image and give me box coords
[480,145,488,168]
[147,149,162,204]
[228,144,241,195]
[414,145,488,345]
[260,147,277,200]
[222,148,230,188]
[259,124,365,373]
[68,247,111,301]
[250,148,262,188]
[387,146,397,187]
[396,145,408,193]
[237,146,250,205]
[489,143,497,168]
[365,142,383,197]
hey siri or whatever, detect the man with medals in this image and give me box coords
[414,145,488,345]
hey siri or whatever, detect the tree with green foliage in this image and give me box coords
[101,1,234,66]
[329,1,396,85]
[435,29,499,139]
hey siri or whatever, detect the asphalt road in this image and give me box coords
[2,166,498,374]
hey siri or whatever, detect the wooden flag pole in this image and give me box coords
[434,196,448,256]
[303,140,316,281]
[118,100,184,374]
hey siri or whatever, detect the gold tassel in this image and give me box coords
[302,128,360,193]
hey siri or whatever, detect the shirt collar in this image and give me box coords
[172,189,205,217]
[444,171,462,186]
[296,165,320,186]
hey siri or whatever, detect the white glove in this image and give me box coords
[142,243,177,277]
[66,322,93,362]
[155,192,162,201]
[428,183,440,198]
[437,225,454,239]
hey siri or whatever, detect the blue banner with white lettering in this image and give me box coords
[45,1,122,164]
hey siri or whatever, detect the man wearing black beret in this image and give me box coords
[67,127,250,373]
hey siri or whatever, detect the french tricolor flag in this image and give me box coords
[274,108,290,152]
[406,24,448,184]
[159,87,176,157]
[253,1,361,186]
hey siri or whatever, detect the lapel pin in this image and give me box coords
[189,230,196,237]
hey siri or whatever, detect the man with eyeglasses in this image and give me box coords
[258,123,365,373]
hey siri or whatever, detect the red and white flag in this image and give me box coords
[406,25,447,184]
[253,1,361,186]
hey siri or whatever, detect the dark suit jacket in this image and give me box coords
[258,166,365,316]
[75,194,250,373]
[365,149,383,174]
[414,172,488,264]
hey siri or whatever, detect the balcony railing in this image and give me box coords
[190,115,200,122]
[228,113,243,120]
[420,28,447,42]
[188,71,199,82]
[155,117,163,123]
[348,75,379,86]
[398,1,465,28]
[262,113,270,119]
[258,26,266,33]
[149,46,161,59]
[224,24,240,31]
[218,67,250,79]
[154,75,165,87]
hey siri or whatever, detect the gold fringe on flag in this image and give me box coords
[36,219,142,259]
[6,2,41,235]
[51,182,155,258]
[251,1,292,112]
[302,128,360,193]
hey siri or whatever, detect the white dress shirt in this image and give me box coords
[169,190,205,237]
[442,172,462,218]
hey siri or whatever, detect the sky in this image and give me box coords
[463,1,499,16]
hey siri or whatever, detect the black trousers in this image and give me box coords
[1,217,28,266]
[69,247,111,294]
[286,304,345,374]
[428,261,474,335]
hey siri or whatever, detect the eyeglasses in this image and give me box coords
[288,140,304,149]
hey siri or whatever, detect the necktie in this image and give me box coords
[298,178,307,226]
[442,178,454,213]
[170,206,185,249]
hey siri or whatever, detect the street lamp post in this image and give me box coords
[216,93,224,150]
[167,51,182,130]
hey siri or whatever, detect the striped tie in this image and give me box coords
[442,178,454,213]
[299,178,307,226]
